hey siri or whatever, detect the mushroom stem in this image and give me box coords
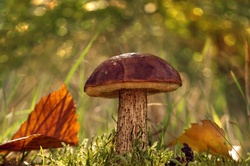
[116,88,148,154]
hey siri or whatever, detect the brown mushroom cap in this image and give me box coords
[84,52,182,98]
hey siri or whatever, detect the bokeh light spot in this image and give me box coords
[84,0,108,11]
[192,52,203,62]
[193,7,203,16]
[33,7,46,16]
[202,68,212,78]
[15,23,29,33]
[224,34,235,46]
[57,27,68,36]
[168,8,178,17]
[144,3,157,13]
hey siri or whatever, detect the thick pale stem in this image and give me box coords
[115,89,147,154]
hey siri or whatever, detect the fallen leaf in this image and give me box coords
[0,84,79,154]
[167,119,231,157]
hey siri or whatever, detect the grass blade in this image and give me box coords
[230,71,247,103]
[64,33,99,85]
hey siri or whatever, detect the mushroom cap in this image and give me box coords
[84,52,182,98]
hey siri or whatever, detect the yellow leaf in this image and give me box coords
[167,119,231,158]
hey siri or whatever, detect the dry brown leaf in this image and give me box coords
[167,119,232,158]
[0,84,79,154]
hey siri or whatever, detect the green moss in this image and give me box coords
[37,132,172,166]
[35,132,247,166]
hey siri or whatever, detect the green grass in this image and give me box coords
[37,132,172,166]
[64,33,99,85]
[1,133,248,165]
[1,35,250,165]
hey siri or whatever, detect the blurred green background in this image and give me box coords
[0,0,249,157]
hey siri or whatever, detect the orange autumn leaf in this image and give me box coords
[167,119,231,158]
[0,84,79,154]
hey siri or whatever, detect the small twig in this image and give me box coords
[244,36,250,124]
[111,114,117,124]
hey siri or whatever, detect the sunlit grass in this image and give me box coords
[0,35,250,165]
[64,33,99,85]
[0,0,249,164]
[37,132,173,166]
[3,133,247,165]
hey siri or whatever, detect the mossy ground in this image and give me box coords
[1,132,249,166]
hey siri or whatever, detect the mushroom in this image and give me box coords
[84,52,182,154]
